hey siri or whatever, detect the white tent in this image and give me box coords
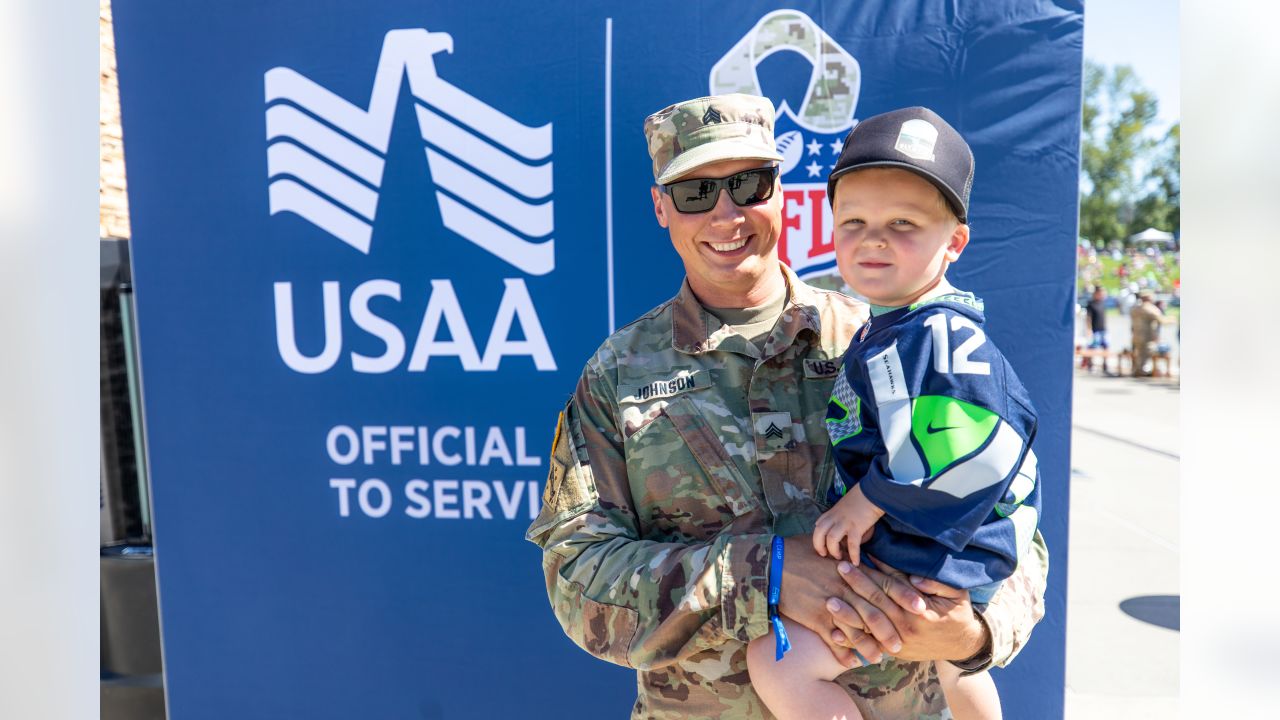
[1128,227,1175,244]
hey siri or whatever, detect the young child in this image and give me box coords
[746,107,1042,720]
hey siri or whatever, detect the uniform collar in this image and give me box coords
[671,264,823,356]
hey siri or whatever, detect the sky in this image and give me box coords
[1083,0,1181,133]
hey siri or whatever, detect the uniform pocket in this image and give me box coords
[663,395,757,518]
[554,573,639,668]
[623,395,758,540]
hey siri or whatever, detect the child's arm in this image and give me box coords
[811,482,883,563]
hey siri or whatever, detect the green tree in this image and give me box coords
[1129,123,1180,238]
[1079,61,1174,247]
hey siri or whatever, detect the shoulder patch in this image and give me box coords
[525,404,596,545]
[544,410,592,512]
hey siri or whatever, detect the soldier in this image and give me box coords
[526,93,1049,719]
[1130,290,1174,376]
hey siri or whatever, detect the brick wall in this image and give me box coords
[100,0,130,240]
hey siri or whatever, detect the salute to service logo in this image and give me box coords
[711,10,862,286]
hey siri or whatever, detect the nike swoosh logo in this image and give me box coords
[926,423,959,434]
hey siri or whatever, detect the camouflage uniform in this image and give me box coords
[527,265,1048,719]
[1129,298,1164,375]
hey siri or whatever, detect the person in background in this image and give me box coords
[1153,299,1173,355]
[1082,286,1109,371]
[1129,291,1175,376]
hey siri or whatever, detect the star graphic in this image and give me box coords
[806,138,823,156]
[829,138,844,154]
[806,161,823,178]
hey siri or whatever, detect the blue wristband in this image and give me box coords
[767,535,791,661]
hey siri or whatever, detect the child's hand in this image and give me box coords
[812,483,885,564]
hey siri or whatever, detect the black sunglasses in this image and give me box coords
[662,166,779,214]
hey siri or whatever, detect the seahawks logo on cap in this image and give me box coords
[895,119,939,161]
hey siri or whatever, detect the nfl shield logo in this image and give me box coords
[709,9,863,290]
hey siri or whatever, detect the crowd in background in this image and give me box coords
[1076,240,1180,377]
[1077,240,1180,307]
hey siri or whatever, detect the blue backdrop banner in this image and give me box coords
[113,2,1080,717]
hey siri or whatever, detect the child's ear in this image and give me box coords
[944,222,970,262]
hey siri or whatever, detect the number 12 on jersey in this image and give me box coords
[923,313,991,375]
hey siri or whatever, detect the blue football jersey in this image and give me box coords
[825,292,1042,590]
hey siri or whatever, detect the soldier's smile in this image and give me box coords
[705,234,753,256]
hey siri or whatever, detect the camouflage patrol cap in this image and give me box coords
[644,94,784,184]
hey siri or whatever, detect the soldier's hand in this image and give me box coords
[823,556,920,656]
[778,536,877,667]
[825,621,882,666]
[825,555,986,662]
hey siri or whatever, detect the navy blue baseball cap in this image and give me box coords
[827,106,974,223]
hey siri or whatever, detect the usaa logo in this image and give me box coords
[710,10,862,288]
[264,29,556,374]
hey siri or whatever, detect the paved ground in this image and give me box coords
[1063,368,1180,717]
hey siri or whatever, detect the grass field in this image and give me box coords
[1078,251,1180,297]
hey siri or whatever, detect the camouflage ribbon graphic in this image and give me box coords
[710,9,861,132]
